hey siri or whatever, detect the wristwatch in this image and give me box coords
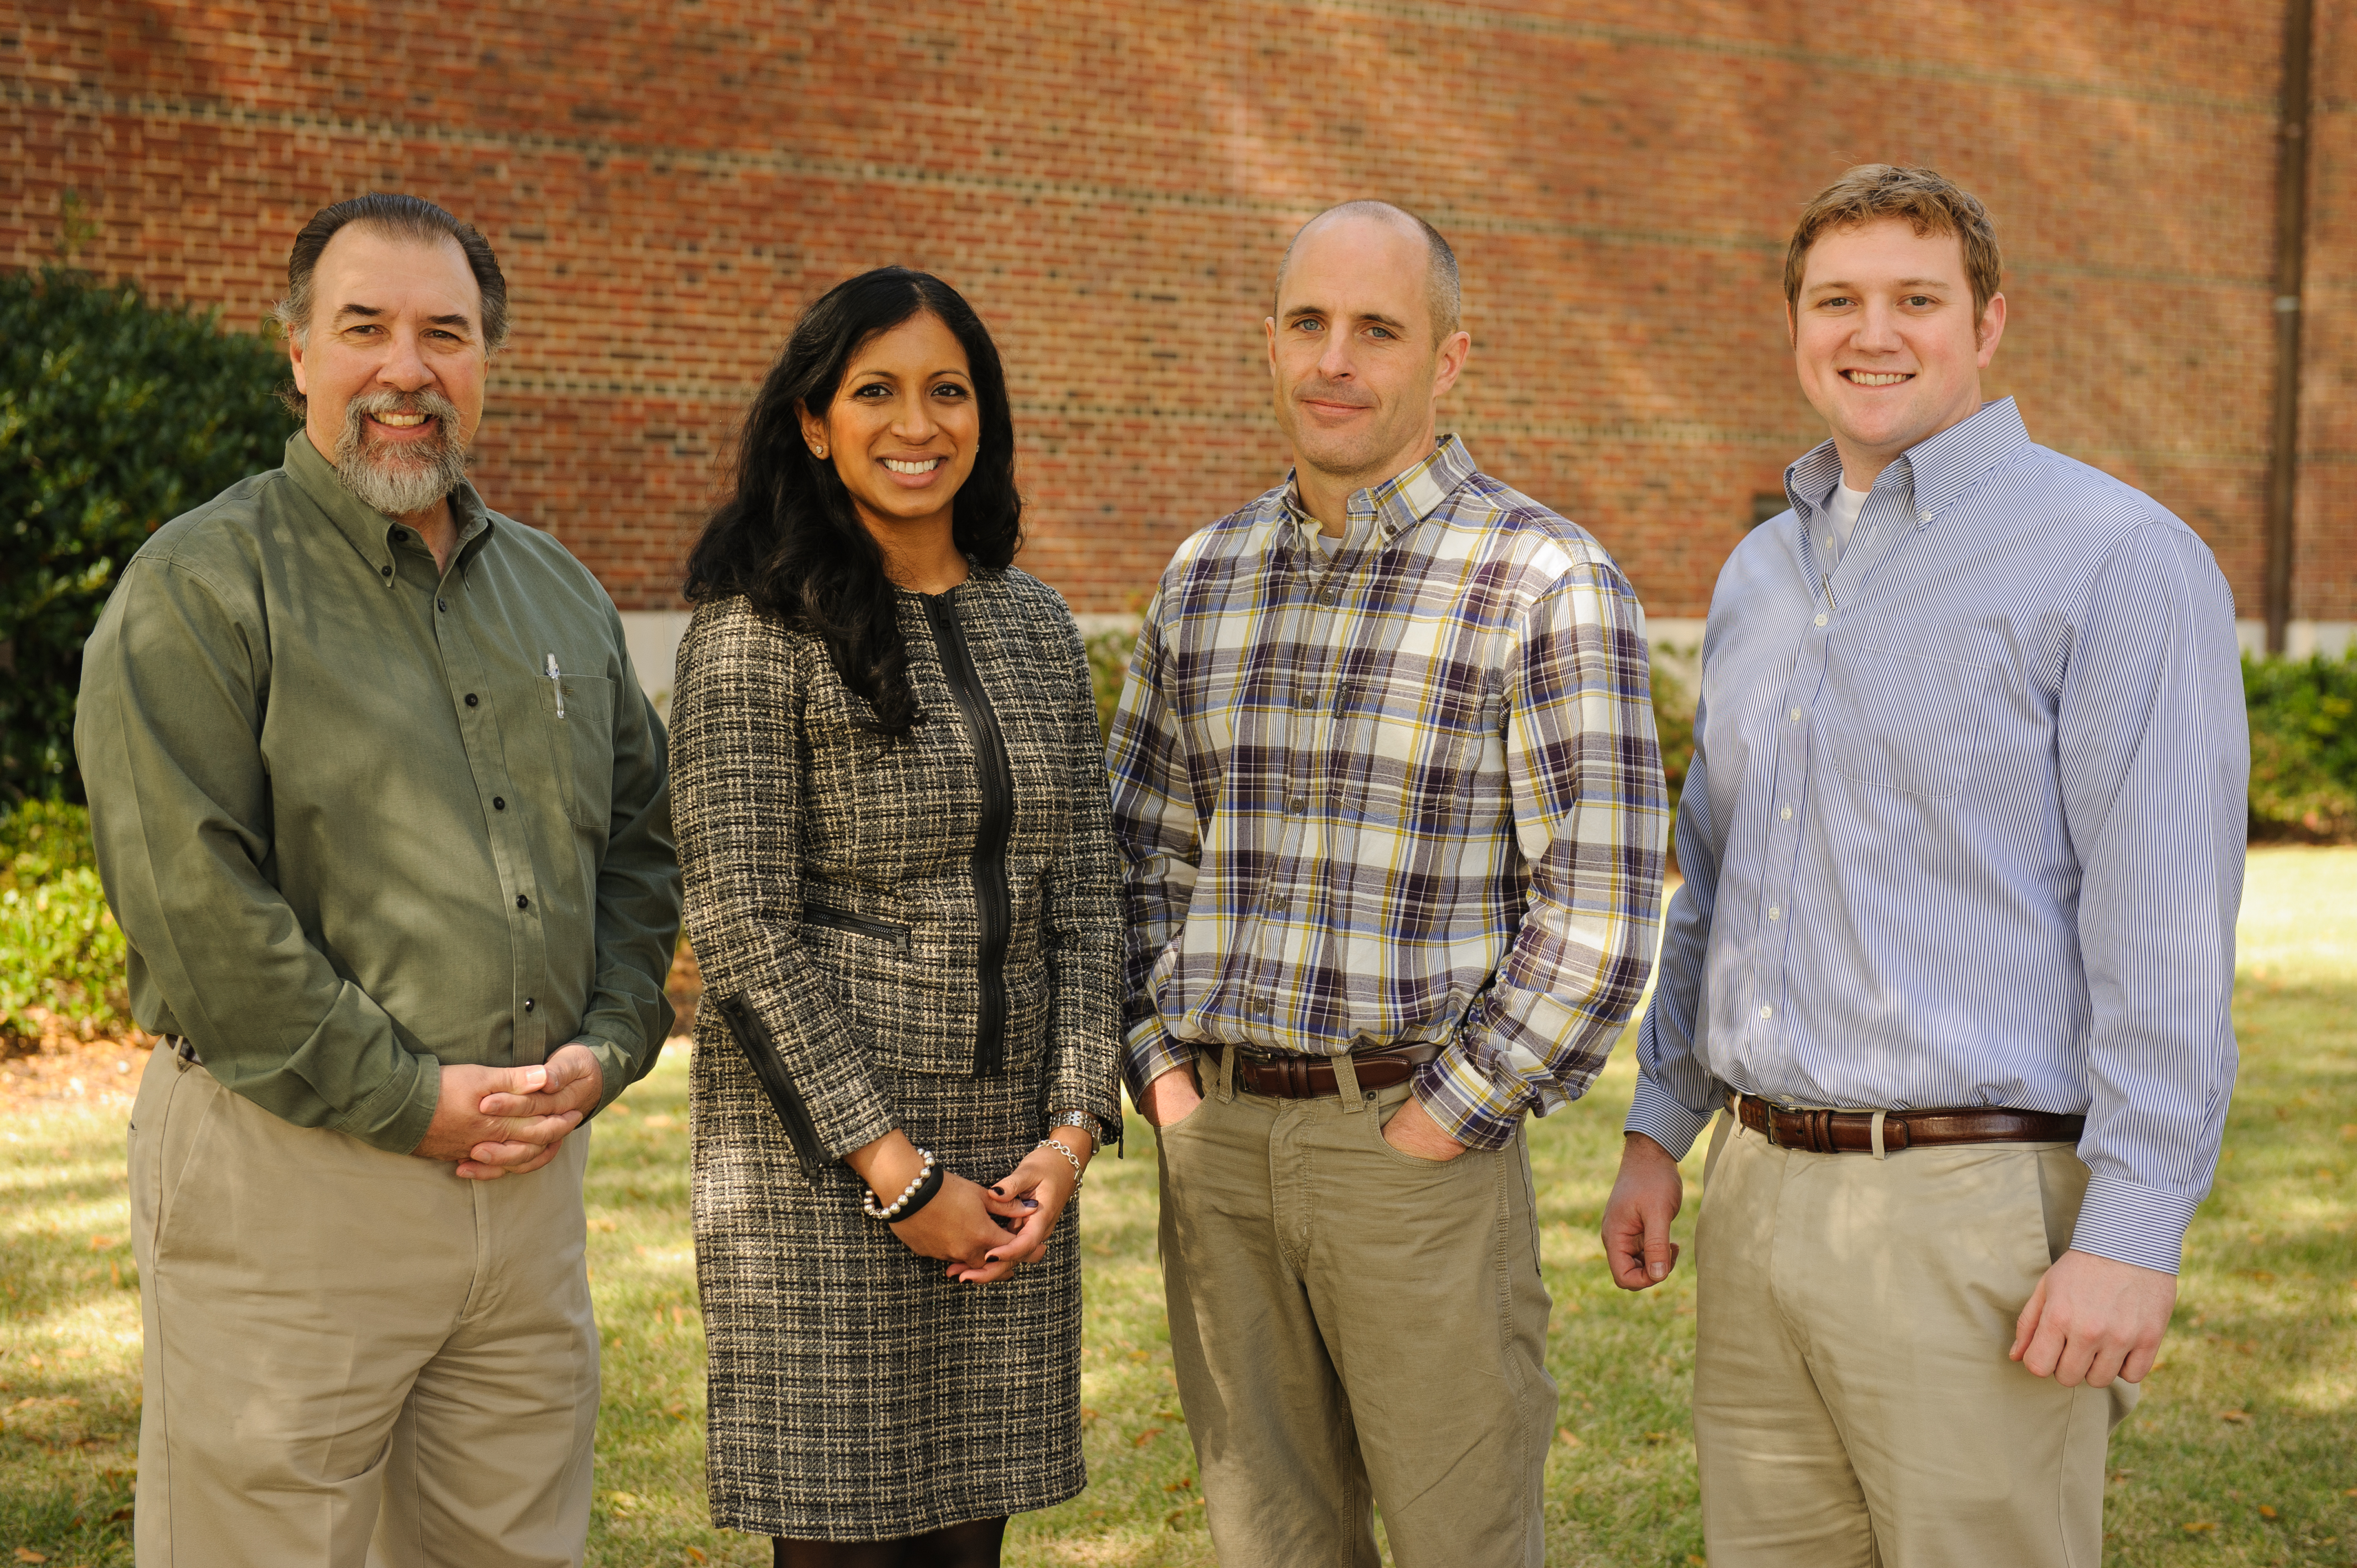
[1048,1108,1107,1144]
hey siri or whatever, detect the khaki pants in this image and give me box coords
[128,1047,600,1567]
[1692,1113,2136,1568]
[1155,1068,1555,1568]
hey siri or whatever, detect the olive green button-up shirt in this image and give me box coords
[76,432,680,1155]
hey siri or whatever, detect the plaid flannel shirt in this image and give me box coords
[1107,436,1669,1150]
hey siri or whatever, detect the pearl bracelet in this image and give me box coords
[1036,1137,1084,1189]
[861,1147,939,1221]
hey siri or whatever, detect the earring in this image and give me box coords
[812,445,827,458]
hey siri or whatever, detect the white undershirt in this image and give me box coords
[1823,479,1871,570]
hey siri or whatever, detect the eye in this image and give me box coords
[851,383,891,399]
[1292,316,1324,333]
[1818,295,1854,310]
[1903,294,1937,308]
[932,382,969,399]
[1366,324,1395,341]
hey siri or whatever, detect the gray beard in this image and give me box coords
[332,391,471,518]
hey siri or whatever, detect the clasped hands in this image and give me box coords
[846,1127,1094,1286]
[1600,1131,2178,1388]
[411,1041,605,1180]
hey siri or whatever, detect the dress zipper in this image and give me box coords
[923,594,1014,1075]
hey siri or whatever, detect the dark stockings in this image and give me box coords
[773,1517,1007,1568]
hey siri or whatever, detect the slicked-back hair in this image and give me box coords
[683,267,1023,737]
[1274,200,1463,338]
[275,193,509,350]
[1784,164,2003,319]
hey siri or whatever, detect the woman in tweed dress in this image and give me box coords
[671,269,1123,1567]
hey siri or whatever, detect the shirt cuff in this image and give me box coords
[338,1049,441,1156]
[1410,1046,1524,1153]
[1624,1076,1718,1162]
[575,1035,634,1114]
[1121,1021,1195,1104]
[2068,1173,2202,1276]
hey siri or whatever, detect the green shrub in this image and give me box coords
[1,267,291,803]
[0,800,129,1050]
[2245,648,2356,843]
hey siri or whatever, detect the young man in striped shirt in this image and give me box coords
[1108,201,1669,1567]
[1603,164,2247,1566]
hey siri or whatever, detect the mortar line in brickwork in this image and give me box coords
[1303,0,2276,114]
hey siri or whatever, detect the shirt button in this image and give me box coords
[515,894,530,910]
[1814,612,1828,627]
[1780,804,1793,821]
[523,998,536,1013]
[1288,793,1308,814]
[1768,904,1781,921]
[465,693,479,707]
[1318,586,1341,606]
[1295,688,1316,710]
[1250,996,1271,1013]
[492,796,507,811]
[1759,1004,1774,1019]
[438,598,449,612]
[1918,509,1932,522]
[379,565,393,578]
[1788,707,1802,722]
[392,529,408,542]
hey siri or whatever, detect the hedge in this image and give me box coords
[2246,648,2356,842]
[0,799,130,1051]
[1,267,291,804]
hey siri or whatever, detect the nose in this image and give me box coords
[377,328,435,392]
[889,391,938,443]
[1852,298,1905,354]
[1314,327,1356,382]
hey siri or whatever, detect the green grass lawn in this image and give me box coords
[3,848,2351,1566]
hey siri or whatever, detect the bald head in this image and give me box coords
[1274,200,1461,338]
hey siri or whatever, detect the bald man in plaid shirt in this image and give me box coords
[1107,200,1669,1568]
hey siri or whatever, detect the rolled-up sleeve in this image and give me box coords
[1415,563,1669,1151]
[2058,524,2247,1274]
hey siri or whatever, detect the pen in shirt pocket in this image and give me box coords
[546,653,566,719]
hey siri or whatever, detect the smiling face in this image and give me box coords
[1267,213,1469,504]
[1788,217,2006,483]
[288,225,488,520]
[797,311,980,550]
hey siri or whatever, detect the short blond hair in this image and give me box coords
[1783,164,2002,319]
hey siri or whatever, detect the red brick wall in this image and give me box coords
[4,0,2350,624]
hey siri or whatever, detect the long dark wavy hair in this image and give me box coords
[685,267,1022,734]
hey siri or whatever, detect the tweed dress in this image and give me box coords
[671,568,1123,1541]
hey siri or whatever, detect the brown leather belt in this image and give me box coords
[1733,1094,2083,1154]
[1229,1043,1443,1099]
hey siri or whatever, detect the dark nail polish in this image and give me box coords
[1022,1198,1039,1208]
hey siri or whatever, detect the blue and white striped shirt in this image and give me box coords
[1628,399,2247,1275]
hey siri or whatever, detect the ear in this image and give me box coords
[1784,299,1798,352]
[288,328,309,395]
[1974,292,2008,369]
[1430,329,1471,401]
[1264,316,1279,379]
[795,399,827,456]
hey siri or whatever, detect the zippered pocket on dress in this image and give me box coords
[714,994,823,1179]
[801,905,913,955]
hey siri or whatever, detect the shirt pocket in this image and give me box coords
[537,672,617,831]
[1822,643,1997,801]
[1333,672,1503,831]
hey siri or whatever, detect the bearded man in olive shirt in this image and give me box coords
[75,194,680,1568]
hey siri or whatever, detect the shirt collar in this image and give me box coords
[283,429,496,582]
[1784,397,2031,528]
[1277,432,1478,550]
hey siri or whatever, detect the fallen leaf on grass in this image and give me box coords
[86,1235,114,1251]
[1645,1431,1671,1445]
[1078,1407,1099,1423]
[1132,1428,1162,1446]
[2219,1409,2251,1423]
[1689,1557,1707,1566]
[1163,1475,1193,1492]
[2183,1521,2217,1533]
[1556,1428,1582,1448]
[2258,1504,2277,1519]
[686,1549,707,1564]
[14,1550,47,1564]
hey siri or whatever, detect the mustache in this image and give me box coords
[344,388,465,437]
[1293,378,1375,409]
